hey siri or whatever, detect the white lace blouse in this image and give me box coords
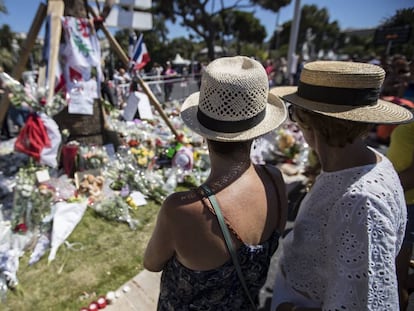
[272,150,407,311]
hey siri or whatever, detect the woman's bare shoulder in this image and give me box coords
[161,188,203,218]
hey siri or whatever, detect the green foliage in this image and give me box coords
[273,4,341,56]
[250,0,291,12]
[152,0,291,60]
[378,7,414,57]
[232,11,267,43]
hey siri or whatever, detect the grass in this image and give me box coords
[3,199,161,311]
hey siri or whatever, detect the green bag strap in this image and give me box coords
[200,184,257,311]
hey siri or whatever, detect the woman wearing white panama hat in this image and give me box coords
[270,61,413,311]
[144,56,288,310]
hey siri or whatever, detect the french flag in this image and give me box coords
[130,33,150,70]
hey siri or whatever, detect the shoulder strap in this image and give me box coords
[200,184,257,311]
[261,164,285,233]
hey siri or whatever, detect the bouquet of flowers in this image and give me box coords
[11,163,55,233]
[90,195,139,230]
[78,145,109,170]
[275,122,306,163]
[1,72,66,116]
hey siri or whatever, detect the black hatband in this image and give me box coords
[297,81,380,106]
[197,108,265,133]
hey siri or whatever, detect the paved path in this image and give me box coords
[105,270,161,311]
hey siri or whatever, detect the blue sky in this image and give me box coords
[0,0,412,40]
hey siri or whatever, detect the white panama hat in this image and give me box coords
[181,56,287,142]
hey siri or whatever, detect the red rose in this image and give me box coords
[14,223,28,233]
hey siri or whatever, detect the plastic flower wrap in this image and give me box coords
[0,247,20,297]
[11,163,55,233]
[1,219,35,298]
[104,149,167,205]
[1,72,66,116]
[78,145,109,170]
[90,195,139,230]
[48,200,88,262]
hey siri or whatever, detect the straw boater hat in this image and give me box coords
[270,61,413,124]
[181,56,287,142]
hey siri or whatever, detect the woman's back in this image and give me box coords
[158,231,280,310]
[144,56,289,311]
[155,164,287,309]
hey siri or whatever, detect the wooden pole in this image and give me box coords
[46,0,65,105]
[0,2,48,129]
[87,6,180,139]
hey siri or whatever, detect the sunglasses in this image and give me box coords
[288,105,311,130]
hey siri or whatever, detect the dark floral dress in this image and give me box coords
[157,230,280,310]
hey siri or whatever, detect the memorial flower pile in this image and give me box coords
[11,163,55,233]
[1,72,66,116]
[276,122,306,163]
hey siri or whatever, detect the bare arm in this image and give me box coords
[143,201,175,272]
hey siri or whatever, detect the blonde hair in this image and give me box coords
[296,108,373,147]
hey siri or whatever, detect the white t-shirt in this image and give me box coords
[272,150,406,311]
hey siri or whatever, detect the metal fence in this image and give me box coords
[111,74,201,108]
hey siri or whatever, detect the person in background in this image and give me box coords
[0,67,31,137]
[113,67,131,85]
[270,60,413,311]
[150,62,164,97]
[100,74,117,107]
[265,58,276,87]
[386,57,414,311]
[403,61,414,102]
[388,119,414,311]
[113,67,131,106]
[163,61,177,101]
[376,55,414,145]
[144,56,288,310]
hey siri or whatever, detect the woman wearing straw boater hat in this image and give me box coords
[144,56,288,310]
[270,61,413,311]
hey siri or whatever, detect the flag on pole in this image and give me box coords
[130,33,151,70]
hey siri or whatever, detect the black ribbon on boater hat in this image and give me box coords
[297,82,381,106]
[197,108,266,133]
